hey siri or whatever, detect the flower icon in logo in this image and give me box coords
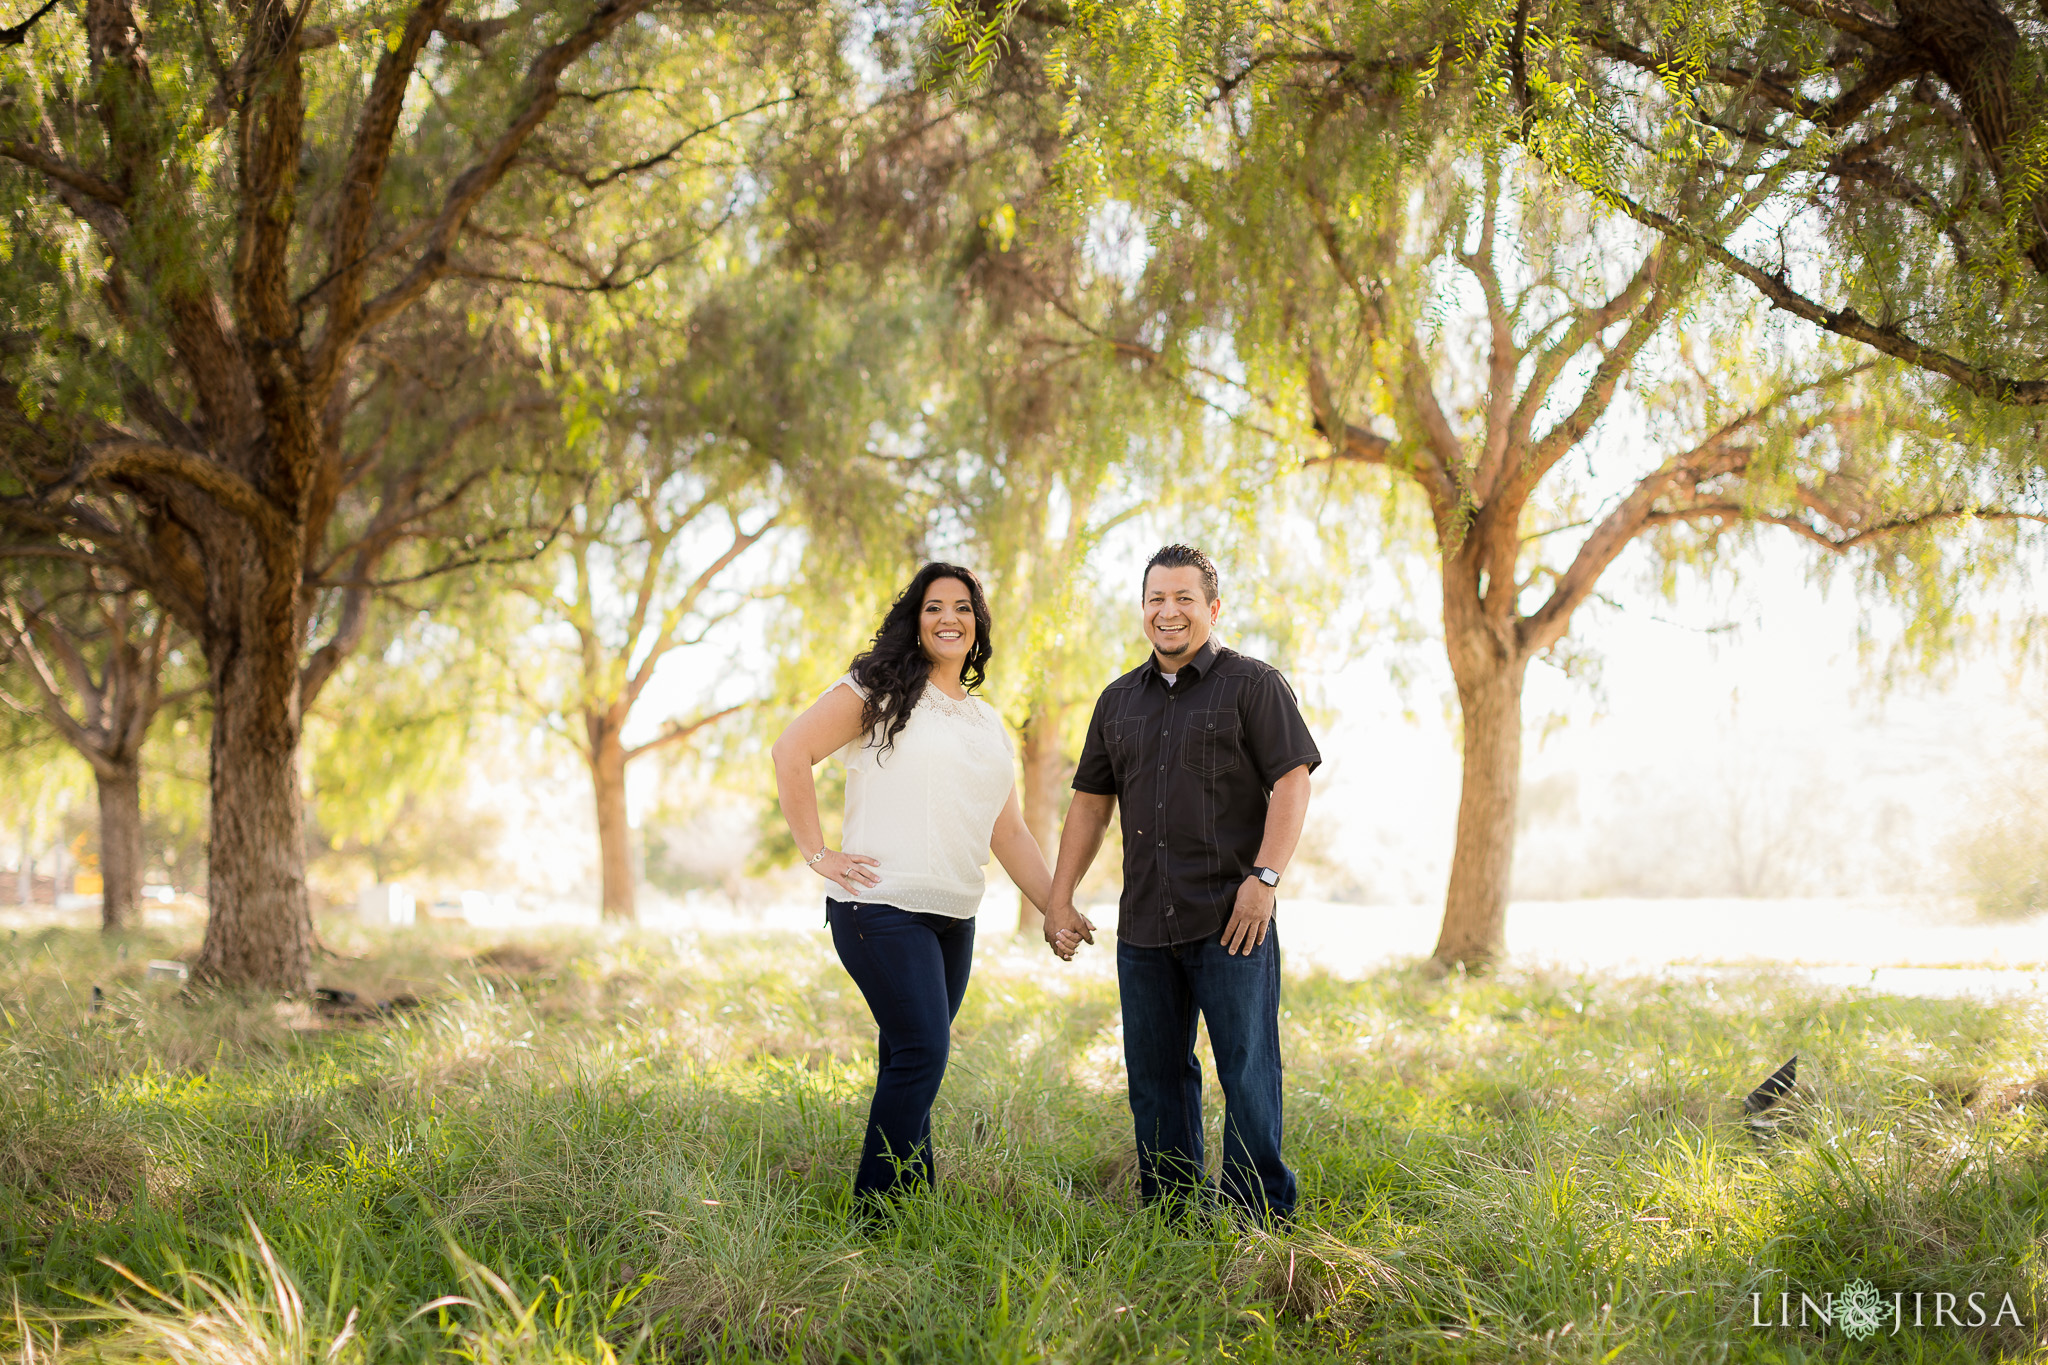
[1836,1279,1885,1341]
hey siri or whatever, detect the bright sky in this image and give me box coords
[1294,530,2035,906]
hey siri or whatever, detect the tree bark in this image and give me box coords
[193,589,313,990]
[1430,529,1531,973]
[96,760,143,933]
[1016,701,1063,933]
[1433,647,1527,970]
[590,728,635,922]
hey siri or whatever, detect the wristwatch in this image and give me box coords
[1251,866,1280,887]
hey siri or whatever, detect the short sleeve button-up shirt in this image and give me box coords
[1072,639,1320,948]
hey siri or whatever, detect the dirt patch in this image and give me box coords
[1979,1075,2048,1113]
[469,944,555,976]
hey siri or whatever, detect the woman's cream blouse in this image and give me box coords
[831,674,1015,918]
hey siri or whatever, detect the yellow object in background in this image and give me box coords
[75,872,103,895]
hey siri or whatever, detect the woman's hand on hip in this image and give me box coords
[811,849,881,898]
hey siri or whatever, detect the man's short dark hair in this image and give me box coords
[1143,544,1219,603]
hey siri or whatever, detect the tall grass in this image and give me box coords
[4,919,2046,1362]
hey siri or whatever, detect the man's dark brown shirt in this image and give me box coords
[1072,639,1321,948]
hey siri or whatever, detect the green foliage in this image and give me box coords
[6,924,2048,1361]
[985,0,2047,682]
[303,600,512,891]
[138,699,209,890]
[1492,0,2048,394]
[0,711,89,848]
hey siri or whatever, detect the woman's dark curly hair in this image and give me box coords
[847,562,993,756]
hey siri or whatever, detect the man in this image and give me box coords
[1043,544,1318,1223]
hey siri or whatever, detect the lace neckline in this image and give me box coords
[920,685,982,719]
[921,687,999,732]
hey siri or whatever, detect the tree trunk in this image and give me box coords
[1433,645,1528,971]
[1016,702,1063,934]
[193,610,314,991]
[591,730,635,922]
[96,761,143,933]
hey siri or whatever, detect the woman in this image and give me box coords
[773,562,1054,1204]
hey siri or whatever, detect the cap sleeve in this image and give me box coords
[824,674,873,766]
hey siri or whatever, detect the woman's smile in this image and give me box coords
[920,577,976,663]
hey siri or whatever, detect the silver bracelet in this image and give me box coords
[806,847,830,867]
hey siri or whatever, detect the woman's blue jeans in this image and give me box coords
[827,899,975,1198]
[1117,926,1296,1222]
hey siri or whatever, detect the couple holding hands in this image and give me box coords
[772,545,1319,1223]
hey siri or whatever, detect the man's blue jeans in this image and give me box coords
[827,899,975,1198]
[1117,927,1295,1221]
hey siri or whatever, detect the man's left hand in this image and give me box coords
[1220,876,1276,956]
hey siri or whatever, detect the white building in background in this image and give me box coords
[357,882,416,927]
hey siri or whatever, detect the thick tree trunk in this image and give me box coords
[591,731,635,922]
[1433,647,1528,971]
[193,606,313,991]
[96,761,143,933]
[1016,702,1063,934]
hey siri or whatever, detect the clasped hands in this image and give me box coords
[1042,903,1095,961]
[1042,876,1275,961]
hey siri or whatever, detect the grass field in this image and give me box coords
[4,917,2047,1363]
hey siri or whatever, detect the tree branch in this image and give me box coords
[623,700,746,764]
[50,439,293,548]
[0,0,60,44]
[1584,181,2048,403]
[0,140,126,205]
[1519,439,1755,655]
[335,0,676,364]
[310,0,456,377]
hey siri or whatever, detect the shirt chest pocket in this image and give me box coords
[1182,708,1240,778]
[1107,715,1148,779]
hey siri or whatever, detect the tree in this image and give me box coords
[521,443,772,922]
[1498,0,2048,405]
[0,565,190,929]
[511,262,941,919]
[1026,2,2046,968]
[0,0,821,986]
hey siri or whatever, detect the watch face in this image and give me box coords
[1257,868,1279,886]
